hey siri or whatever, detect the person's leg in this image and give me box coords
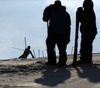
[46,36,56,65]
[80,36,93,64]
[18,55,23,58]
[57,36,67,66]
[80,36,87,63]
[86,38,94,63]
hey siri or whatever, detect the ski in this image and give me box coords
[73,7,82,64]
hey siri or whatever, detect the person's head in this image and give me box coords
[54,0,61,7]
[27,46,31,50]
[83,0,94,10]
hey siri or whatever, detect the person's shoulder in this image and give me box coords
[25,49,30,52]
[62,6,66,10]
[61,6,70,15]
[65,11,70,17]
[45,4,54,9]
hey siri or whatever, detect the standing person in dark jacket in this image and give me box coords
[77,0,97,64]
[43,0,71,66]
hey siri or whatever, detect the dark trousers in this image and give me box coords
[46,33,68,65]
[80,35,94,63]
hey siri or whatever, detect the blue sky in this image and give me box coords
[0,0,100,59]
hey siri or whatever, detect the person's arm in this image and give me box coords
[66,13,71,44]
[29,51,34,58]
[43,5,53,22]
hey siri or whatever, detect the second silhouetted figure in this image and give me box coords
[77,0,97,64]
[43,0,71,66]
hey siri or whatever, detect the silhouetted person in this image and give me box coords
[77,0,97,64]
[19,46,34,59]
[43,0,71,66]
